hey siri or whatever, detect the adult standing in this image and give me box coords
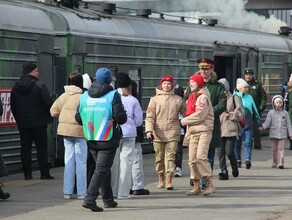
[285,74,292,150]
[111,72,143,199]
[145,75,182,190]
[50,72,87,199]
[130,80,150,195]
[183,58,227,186]
[76,67,127,212]
[243,68,267,150]
[0,99,10,200]
[11,62,54,180]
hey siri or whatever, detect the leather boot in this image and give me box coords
[0,183,10,200]
[165,174,173,190]
[218,170,229,180]
[203,177,215,196]
[186,179,201,196]
[157,173,165,188]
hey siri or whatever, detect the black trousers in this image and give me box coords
[218,137,237,171]
[175,135,184,168]
[19,126,50,176]
[85,146,117,204]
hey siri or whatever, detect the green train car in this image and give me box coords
[0,0,292,173]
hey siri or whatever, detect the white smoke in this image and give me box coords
[135,0,287,34]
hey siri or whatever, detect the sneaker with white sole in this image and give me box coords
[174,167,182,177]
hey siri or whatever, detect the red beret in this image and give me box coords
[189,74,205,88]
[160,75,174,84]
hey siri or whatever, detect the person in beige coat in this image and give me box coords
[181,74,215,196]
[218,78,243,180]
[145,75,182,190]
[50,72,87,199]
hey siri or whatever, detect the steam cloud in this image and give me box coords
[122,0,287,34]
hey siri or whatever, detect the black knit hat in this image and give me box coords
[22,62,37,74]
[116,72,131,88]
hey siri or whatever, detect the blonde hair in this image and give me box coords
[121,85,132,96]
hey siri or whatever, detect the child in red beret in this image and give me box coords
[145,75,182,190]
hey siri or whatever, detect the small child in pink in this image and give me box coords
[259,95,292,169]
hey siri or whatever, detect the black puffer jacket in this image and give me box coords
[75,81,127,150]
[11,74,53,128]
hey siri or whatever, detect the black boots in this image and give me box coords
[218,170,229,180]
[0,183,10,200]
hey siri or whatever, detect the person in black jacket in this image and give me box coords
[0,100,10,200]
[10,62,54,180]
[76,67,127,212]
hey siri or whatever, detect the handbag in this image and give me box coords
[233,95,245,128]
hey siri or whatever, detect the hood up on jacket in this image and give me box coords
[13,74,38,95]
[88,81,114,98]
[272,95,285,110]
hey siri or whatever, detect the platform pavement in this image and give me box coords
[1,136,292,220]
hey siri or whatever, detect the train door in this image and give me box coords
[214,55,237,92]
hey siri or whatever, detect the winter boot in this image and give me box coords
[231,165,239,177]
[218,170,229,180]
[278,158,284,169]
[203,177,215,196]
[157,173,165,188]
[0,183,10,200]
[165,174,174,190]
[186,179,201,196]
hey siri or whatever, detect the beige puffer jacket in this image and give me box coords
[50,85,84,138]
[145,87,182,142]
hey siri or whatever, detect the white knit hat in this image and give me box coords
[236,78,249,90]
[274,97,283,105]
[289,73,292,82]
[82,73,92,90]
[218,78,229,92]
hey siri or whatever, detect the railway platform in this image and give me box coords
[1,136,292,220]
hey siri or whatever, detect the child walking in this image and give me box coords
[181,74,215,196]
[259,95,292,169]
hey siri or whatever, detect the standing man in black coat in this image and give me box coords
[11,62,54,180]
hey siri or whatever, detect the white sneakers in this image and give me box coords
[174,167,182,177]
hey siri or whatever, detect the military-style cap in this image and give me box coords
[197,58,214,69]
[243,68,254,75]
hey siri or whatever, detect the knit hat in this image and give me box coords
[95,68,112,84]
[236,78,249,90]
[22,62,37,74]
[160,75,174,84]
[218,78,230,92]
[289,73,292,82]
[82,73,93,90]
[274,97,283,105]
[189,74,205,88]
[116,72,131,88]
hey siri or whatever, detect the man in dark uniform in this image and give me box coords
[243,68,267,150]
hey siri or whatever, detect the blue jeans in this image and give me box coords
[63,137,87,196]
[234,127,253,162]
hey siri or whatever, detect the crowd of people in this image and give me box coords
[1,59,292,214]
